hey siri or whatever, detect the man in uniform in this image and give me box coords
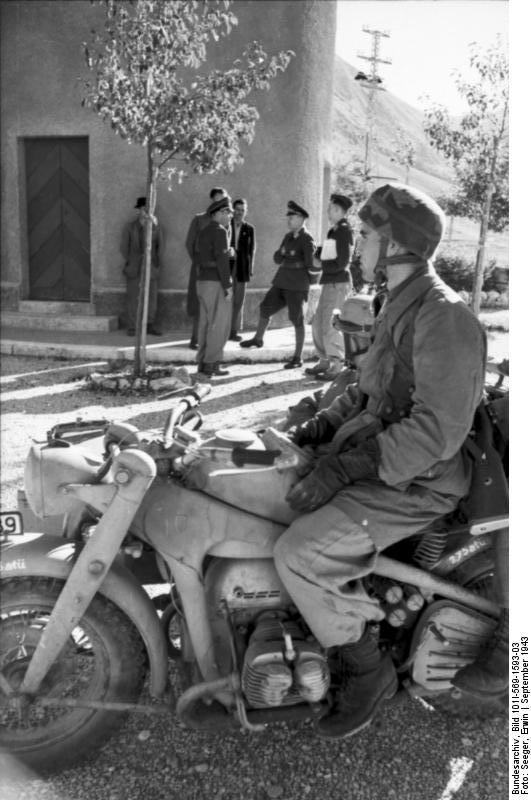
[120,196,164,336]
[185,187,229,349]
[228,198,256,341]
[306,193,355,380]
[273,183,487,738]
[240,200,318,368]
[195,196,235,378]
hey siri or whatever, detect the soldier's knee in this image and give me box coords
[273,523,307,576]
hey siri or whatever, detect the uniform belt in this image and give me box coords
[282,261,305,270]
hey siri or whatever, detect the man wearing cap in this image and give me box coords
[273,183,487,739]
[195,196,235,378]
[120,196,164,336]
[240,200,318,368]
[185,187,229,349]
[306,193,355,380]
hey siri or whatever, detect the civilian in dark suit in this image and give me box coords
[185,187,228,349]
[228,199,256,341]
[120,196,164,336]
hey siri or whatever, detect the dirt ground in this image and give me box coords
[0,340,511,800]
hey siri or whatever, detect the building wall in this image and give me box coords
[0,0,336,328]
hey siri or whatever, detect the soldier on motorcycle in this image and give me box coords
[275,182,499,740]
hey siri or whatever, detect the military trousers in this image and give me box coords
[231,279,246,333]
[312,282,351,363]
[273,479,458,647]
[196,280,232,365]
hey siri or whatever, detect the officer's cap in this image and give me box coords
[286,200,309,219]
[208,196,233,215]
[330,193,353,212]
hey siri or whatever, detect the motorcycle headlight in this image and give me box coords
[24,444,101,518]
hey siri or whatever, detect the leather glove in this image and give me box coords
[286,438,380,512]
[287,413,337,448]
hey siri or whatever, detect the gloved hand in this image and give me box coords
[287,413,337,448]
[286,438,381,512]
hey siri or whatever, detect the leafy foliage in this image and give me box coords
[423,37,508,314]
[389,126,416,184]
[424,39,508,232]
[433,253,500,293]
[331,154,370,214]
[83,0,293,180]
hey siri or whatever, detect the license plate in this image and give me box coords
[0,511,24,542]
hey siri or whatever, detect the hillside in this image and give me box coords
[332,54,454,197]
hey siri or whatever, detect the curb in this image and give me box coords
[0,338,319,364]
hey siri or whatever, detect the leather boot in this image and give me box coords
[452,608,509,697]
[198,363,214,378]
[304,360,329,376]
[317,627,398,740]
[212,363,230,376]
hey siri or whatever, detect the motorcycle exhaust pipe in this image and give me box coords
[373,555,500,618]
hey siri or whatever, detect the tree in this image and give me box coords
[390,126,416,185]
[423,36,508,315]
[82,0,293,375]
[332,151,370,211]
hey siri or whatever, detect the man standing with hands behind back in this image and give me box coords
[228,198,256,341]
[121,196,164,337]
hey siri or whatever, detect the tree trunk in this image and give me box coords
[134,144,158,377]
[471,184,494,317]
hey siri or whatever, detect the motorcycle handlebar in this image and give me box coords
[162,383,211,449]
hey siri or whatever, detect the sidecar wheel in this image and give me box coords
[0,577,146,773]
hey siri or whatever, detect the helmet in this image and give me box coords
[358,183,445,260]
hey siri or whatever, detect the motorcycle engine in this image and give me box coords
[241,613,330,708]
[203,558,330,708]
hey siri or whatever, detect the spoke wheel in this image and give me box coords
[0,577,146,772]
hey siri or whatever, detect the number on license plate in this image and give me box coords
[0,511,24,541]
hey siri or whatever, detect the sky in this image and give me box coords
[335,0,509,113]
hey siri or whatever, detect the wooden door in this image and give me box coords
[25,137,90,301]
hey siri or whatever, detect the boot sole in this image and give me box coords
[451,677,508,699]
[316,674,399,740]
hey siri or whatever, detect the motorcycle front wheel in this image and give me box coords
[0,577,147,773]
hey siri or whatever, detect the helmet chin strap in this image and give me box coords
[375,236,428,272]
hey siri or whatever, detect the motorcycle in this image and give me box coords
[0,373,508,773]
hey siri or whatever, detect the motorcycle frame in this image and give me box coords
[3,443,501,713]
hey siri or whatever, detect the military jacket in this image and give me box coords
[320,218,354,284]
[196,220,232,291]
[272,227,317,292]
[323,265,487,497]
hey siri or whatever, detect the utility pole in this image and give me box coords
[357,27,391,184]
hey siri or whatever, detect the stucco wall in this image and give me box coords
[0,0,336,327]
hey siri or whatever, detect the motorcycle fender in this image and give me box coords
[0,533,168,699]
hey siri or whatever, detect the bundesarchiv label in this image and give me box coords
[512,636,530,795]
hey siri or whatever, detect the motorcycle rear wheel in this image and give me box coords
[427,550,506,719]
[0,577,147,773]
